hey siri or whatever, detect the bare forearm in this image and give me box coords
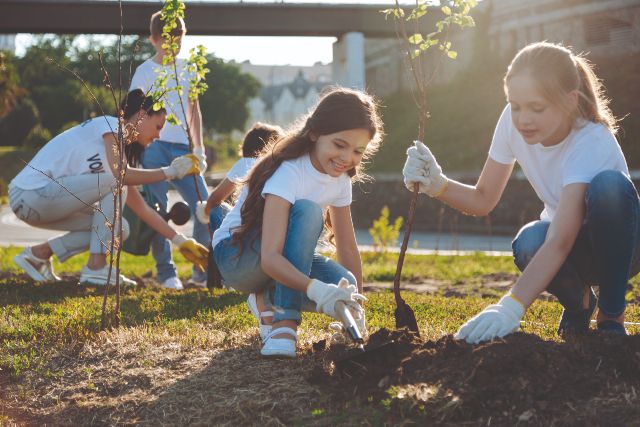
[205,179,235,214]
[139,205,176,240]
[510,241,570,307]
[126,198,177,240]
[437,179,495,217]
[261,254,311,292]
[123,168,167,185]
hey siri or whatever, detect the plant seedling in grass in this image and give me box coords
[381,0,478,334]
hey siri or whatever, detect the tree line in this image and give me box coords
[0,35,261,149]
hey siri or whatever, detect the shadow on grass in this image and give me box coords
[119,290,246,324]
[0,274,91,306]
[0,274,245,323]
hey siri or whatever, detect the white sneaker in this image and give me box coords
[13,247,60,282]
[161,276,184,290]
[79,265,137,287]
[260,327,297,358]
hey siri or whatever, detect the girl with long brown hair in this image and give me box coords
[404,41,636,343]
[212,87,384,358]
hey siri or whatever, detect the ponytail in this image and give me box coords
[119,89,165,166]
[574,56,617,133]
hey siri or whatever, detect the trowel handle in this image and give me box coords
[335,301,364,344]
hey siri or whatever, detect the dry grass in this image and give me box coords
[3,325,337,426]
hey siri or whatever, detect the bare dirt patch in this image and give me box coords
[311,328,640,425]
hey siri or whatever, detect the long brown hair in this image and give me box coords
[232,87,384,250]
[504,41,618,133]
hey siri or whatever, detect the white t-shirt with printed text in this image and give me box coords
[129,58,193,145]
[489,105,629,221]
[212,154,352,247]
[11,116,118,190]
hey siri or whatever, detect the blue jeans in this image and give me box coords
[142,140,210,282]
[213,199,356,323]
[512,170,640,317]
[209,203,231,235]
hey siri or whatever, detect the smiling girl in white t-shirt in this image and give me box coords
[212,88,384,358]
[403,42,636,343]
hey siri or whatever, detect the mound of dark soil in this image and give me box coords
[310,329,640,425]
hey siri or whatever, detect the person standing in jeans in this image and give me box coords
[130,10,209,290]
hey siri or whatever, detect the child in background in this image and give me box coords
[10,90,208,286]
[403,42,636,343]
[129,10,209,290]
[196,123,283,289]
[212,88,383,358]
[195,122,284,231]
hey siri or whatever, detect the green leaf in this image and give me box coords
[441,6,452,15]
[447,50,458,59]
[408,33,424,44]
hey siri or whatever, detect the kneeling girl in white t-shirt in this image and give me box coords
[10,89,208,286]
[212,88,384,358]
[403,42,637,343]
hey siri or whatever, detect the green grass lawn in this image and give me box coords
[2,245,639,425]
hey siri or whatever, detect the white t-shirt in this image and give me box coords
[226,157,257,184]
[130,58,193,145]
[11,116,118,190]
[489,104,629,221]
[212,154,352,247]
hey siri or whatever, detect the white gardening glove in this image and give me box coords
[329,310,367,344]
[193,147,207,173]
[328,279,367,340]
[306,278,365,321]
[162,154,200,180]
[402,140,448,197]
[195,201,210,224]
[454,294,525,344]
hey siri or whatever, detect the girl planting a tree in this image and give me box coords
[10,89,208,286]
[403,42,636,343]
[212,88,383,358]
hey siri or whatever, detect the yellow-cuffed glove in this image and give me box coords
[162,154,202,180]
[171,233,209,272]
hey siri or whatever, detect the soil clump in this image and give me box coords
[310,328,640,425]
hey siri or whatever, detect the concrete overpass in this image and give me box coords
[0,0,428,37]
[0,1,436,89]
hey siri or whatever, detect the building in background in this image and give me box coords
[364,0,640,97]
[238,61,333,129]
[488,0,639,58]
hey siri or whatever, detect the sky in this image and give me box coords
[16,34,338,66]
[14,0,419,66]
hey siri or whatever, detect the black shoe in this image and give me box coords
[557,289,597,336]
[206,245,222,290]
[597,320,628,336]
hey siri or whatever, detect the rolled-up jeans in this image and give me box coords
[8,173,129,262]
[213,199,356,324]
[511,170,640,317]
